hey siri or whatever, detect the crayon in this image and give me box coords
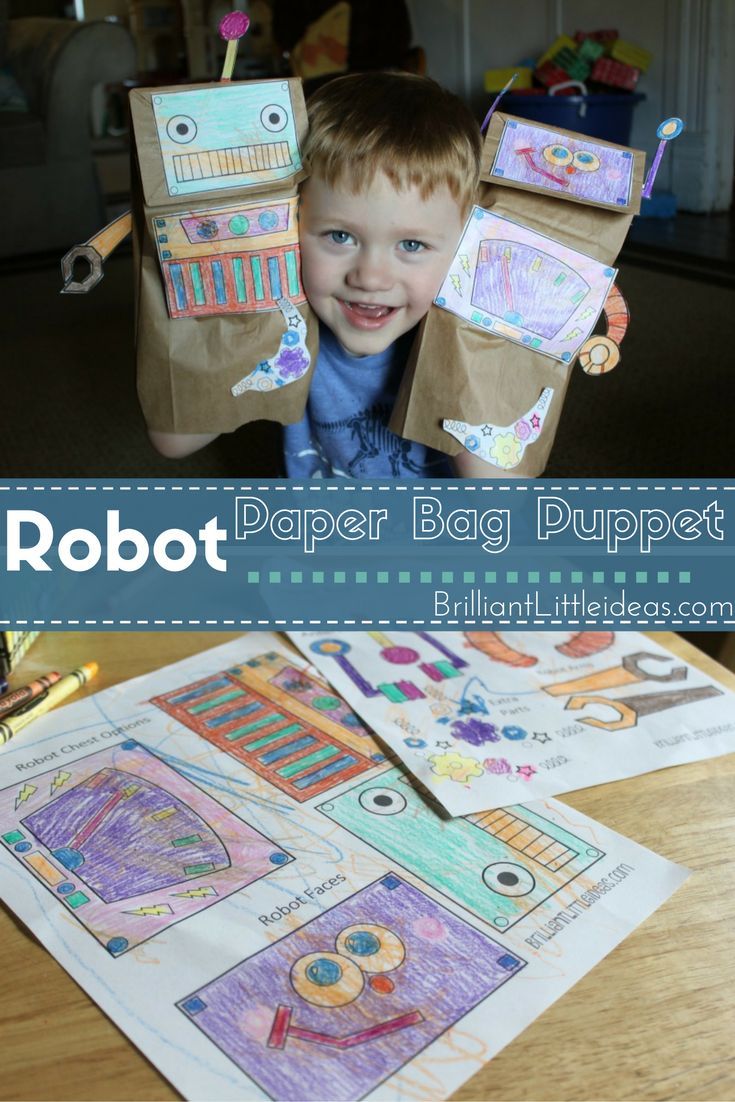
[0,662,98,745]
[0,672,62,720]
[0,678,7,695]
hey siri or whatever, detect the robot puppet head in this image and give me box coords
[151,82,302,199]
[130,78,308,208]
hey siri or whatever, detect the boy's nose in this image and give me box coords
[346,250,394,293]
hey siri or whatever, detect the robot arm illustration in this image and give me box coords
[60,210,132,294]
[577,283,629,375]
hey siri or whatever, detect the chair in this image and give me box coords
[0,16,136,257]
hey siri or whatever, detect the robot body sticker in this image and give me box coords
[435,208,616,363]
[153,196,305,320]
[442,386,553,468]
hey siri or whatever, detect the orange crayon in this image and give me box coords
[0,673,61,720]
[0,663,98,745]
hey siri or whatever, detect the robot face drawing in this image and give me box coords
[178,874,526,1102]
[490,119,636,208]
[318,768,604,930]
[151,81,303,197]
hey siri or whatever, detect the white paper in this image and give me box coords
[0,635,689,1101]
[290,630,735,816]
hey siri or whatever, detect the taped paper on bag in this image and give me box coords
[435,208,616,362]
[443,386,553,468]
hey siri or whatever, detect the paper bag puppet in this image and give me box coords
[390,112,683,475]
[63,73,316,435]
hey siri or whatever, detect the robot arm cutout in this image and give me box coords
[577,283,630,375]
[60,210,132,294]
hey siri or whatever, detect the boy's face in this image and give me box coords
[299,171,466,357]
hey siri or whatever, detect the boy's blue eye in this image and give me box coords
[399,239,426,253]
[327,230,355,245]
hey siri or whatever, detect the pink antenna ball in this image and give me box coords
[219,11,250,41]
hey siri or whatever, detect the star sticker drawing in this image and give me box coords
[532,731,551,744]
[435,740,454,750]
[516,764,537,780]
[443,387,553,470]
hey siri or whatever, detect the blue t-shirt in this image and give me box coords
[283,324,451,478]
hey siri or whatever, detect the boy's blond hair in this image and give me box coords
[303,72,481,216]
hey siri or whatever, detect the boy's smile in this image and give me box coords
[298,172,466,356]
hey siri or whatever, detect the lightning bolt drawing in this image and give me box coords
[450,274,462,296]
[15,783,36,810]
[173,886,218,899]
[563,327,582,340]
[578,307,594,320]
[459,254,471,276]
[50,771,71,795]
[124,904,173,916]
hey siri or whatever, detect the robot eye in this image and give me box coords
[166,115,198,144]
[542,144,573,166]
[358,787,407,815]
[482,861,535,897]
[261,104,289,132]
[572,150,601,172]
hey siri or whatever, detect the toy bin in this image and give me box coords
[505,91,645,145]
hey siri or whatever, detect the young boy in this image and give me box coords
[151,72,505,477]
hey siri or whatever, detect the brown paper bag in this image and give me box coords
[390,112,646,475]
[129,78,317,434]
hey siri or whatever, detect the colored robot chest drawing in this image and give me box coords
[490,119,635,207]
[318,768,603,931]
[435,208,616,362]
[0,741,291,955]
[178,874,525,1101]
[151,652,388,802]
[153,194,305,319]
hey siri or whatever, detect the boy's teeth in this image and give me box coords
[345,301,392,317]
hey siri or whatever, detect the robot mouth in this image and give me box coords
[173,141,292,183]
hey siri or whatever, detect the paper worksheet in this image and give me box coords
[0,635,688,1101]
[289,630,735,816]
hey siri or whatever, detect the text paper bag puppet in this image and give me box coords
[390,111,650,475]
[128,77,315,434]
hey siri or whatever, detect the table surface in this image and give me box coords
[1,632,734,1102]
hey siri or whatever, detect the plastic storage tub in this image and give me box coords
[504,92,645,144]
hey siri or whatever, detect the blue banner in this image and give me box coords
[1,481,733,629]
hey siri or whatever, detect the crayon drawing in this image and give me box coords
[0,741,291,955]
[231,297,311,394]
[542,651,723,730]
[443,386,553,468]
[435,208,616,362]
[490,119,635,207]
[319,767,603,930]
[293,630,735,815]
[151,81,303,197]
[178,873,525,1101]
[153,195,306,320]
[151,651,388,802]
